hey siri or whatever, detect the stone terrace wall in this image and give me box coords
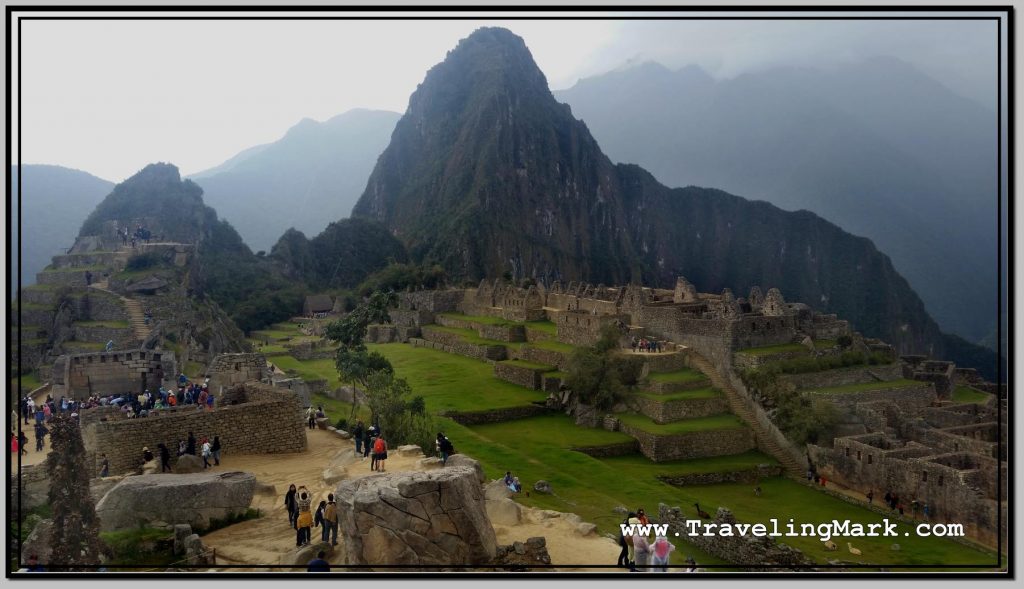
[570,441,638,458]
[512,347,567,370]
[632,395,727,424]
[410,337,507,362]
[70,290,130,323]
[779,363,903,390]
[53,349,177,399]
[806,382,936,410]
[84,383,306,475]
[617,422,755,462]
[444,405,551,425]
[659,463,783,486]
[658,505,815,570]
[493,362,544,390]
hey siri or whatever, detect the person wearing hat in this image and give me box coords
[142,446,154,463]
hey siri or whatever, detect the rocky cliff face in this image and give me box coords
[351,27,953,357]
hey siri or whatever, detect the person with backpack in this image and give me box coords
[372,434,388,472]
[295,486,313,547]
[323,493,338,546]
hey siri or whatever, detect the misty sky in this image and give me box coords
[15,14,1001,183]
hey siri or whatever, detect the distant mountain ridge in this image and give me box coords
[189,108,401,253]
[10,164,114,295]
[352,27,1000,378]
[553,58,998,346]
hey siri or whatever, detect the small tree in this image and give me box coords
[47,415,104,569]
[326,290,397,419]
[364,371,434,452]
[564,323,640,412]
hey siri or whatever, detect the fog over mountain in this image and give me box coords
[555,58,999,347]
[10,165,114,295]
[189,108,400,253]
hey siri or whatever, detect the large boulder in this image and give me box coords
[174,455,204,474]
[21,518,54,564]
[335,466,497,569]
[484,479,513,501]
[486,499,522,526]
[444,454,485,483]
[281,541,334,566]
[397,444,423,457]
[316,418,331,430]
[95,471,256,532]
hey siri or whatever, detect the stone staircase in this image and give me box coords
[89,281,151,342]
[686,351,804,478]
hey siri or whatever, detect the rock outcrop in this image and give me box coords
[95,471,256,532]
[334,463,497,569]
[174,455,205,474]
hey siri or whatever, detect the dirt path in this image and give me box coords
[199,429,623,572]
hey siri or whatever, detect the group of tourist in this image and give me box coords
[351,421,390,471]
[503,471,522,493]
[305,405,326,429]
[285,484,340,548]
[134,430,222,473]
[870,489,932,519]
[629,336,664,354]
[617,507,693,572]
[120,224,153,249]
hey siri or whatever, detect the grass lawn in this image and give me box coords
[543,370,567,380]
[806,379,927,395]
[422,325,510,347]
[952,386,992,404]
[63,341,106,351]
[11,371,42,393]
[438,412,994,568]
[635,387,722,401]
[271,356,343,389]
[499,359,555,372]
[616,412,745,435]
[647,368,708,383]
[599,450,776,477]
[368,343,545,413]
[74,320,130,328]
[472,414,635,449]
[524,339,575,354]
[251,329,301,341]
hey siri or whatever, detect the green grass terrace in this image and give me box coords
[616,412,745,435]
[952,385,993,404]
[368,343,546,413]
[803,379,927,395]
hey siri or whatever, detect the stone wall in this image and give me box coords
[552,310,627,347]
[510,347,565,370]
[444,404,552,425]
[631,395,727,424]
[36,268,92,288]
[658,463,783,486]
[657,505,815,570]
[779,363,903,390]
[617,421,755,462]
[415,331,508,362]
[493,362,544,390]
[207,353,267,394]
[638,351,688,374]
[83,383,306,475]
[52,349,177,399]
[569,441,638,458]
[805,382,936,410]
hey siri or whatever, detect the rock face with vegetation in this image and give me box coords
[334,465,497,569]
[46,415,105,569]
[351,26,995,370]
[95,471,256,532]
